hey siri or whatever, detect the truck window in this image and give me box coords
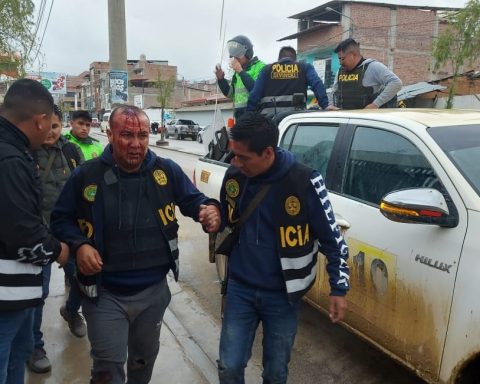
[281,124,339,178]
[343,127,440,205]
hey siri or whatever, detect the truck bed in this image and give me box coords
[194,156,229,201]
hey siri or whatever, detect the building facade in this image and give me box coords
[279,0,460,88]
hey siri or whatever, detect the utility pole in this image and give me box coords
[108,0,128,106]
[108,0,127,71]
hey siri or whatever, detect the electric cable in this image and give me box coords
[32,0,54,63]
[27,0,47,57]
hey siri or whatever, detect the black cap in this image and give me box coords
[334,38,360,53]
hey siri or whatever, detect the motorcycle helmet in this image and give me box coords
[227,35,254,59]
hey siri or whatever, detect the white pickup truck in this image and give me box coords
[193,109,480,384]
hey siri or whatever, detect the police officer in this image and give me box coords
[0,79,69,384]
[215,35,265,119]
[332,38,402,109]
[217,113,349,384]
[51,105,220,383]
[247,46,334,115]
[64,110,103,160]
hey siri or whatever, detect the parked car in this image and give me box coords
[100,112,111,133]
[193,109,480,384]
[165,119,200,140]
[197,125,212,143]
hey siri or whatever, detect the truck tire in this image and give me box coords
[192,134,198,142]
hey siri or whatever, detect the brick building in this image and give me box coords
[86,56,218,118]
[279,0,463,88]
[86,58,177,118]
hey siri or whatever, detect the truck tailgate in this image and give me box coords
[194,157,229,201]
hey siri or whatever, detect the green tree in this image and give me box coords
[155,72,176,142]
[432,0,480,109]
[0,0,35,76]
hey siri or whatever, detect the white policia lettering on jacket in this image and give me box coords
[310,173,349,288]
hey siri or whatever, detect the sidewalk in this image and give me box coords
[25,267,210,383]
[26,266,261,384]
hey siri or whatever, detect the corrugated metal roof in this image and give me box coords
[289,0,466,19]
[397,82,446,101]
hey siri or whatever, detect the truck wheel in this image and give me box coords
[457,357,480,383]
[179,134,184,140]
[192,134,198,142]
[197,134,202,143]
[174,130,179,140]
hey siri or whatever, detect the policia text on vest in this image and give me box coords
[270,63,300,79]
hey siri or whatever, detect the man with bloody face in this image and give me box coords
[51,105,221,383]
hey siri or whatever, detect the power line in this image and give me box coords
[27,0,47,57]
[32,0,54,63]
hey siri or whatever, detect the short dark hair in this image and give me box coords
[230,113,279,155]
[278,46,297,61]
[109,105,149,130]
[0,78,54,122]
[53,104,62,120]
[334,38,360,53]
[71,110,92,121]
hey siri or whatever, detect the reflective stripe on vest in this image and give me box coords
[282,241,318,295]
[0,259,43,301]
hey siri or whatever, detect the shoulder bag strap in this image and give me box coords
[234,183,271,229]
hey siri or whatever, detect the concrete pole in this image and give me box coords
[108,0,127,71]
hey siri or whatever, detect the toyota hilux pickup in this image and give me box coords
[193,109,480,384]
[165,119,200,141]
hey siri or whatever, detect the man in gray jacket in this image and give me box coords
[28,105,84,374]
[332,38,402,109]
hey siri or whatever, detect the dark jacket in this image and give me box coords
[33,136,84,224]
[0,116,62,311]
[247,58,330,113]
[51,145,218,300]
[220,148,349,301]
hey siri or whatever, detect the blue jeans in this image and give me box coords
[63,256,82,315]
[0,307,35,384]
[218,279,300,384]
[33,263,51,348]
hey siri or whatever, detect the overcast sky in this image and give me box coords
[31,0,467,81]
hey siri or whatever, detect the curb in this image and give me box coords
[165,275,263,383]
[165,275,219,383]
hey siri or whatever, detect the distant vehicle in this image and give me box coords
[165,119,200,141]
[197,125,211,143]
[100,112,111,133]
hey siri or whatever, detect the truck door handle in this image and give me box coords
[335,213,351,233]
